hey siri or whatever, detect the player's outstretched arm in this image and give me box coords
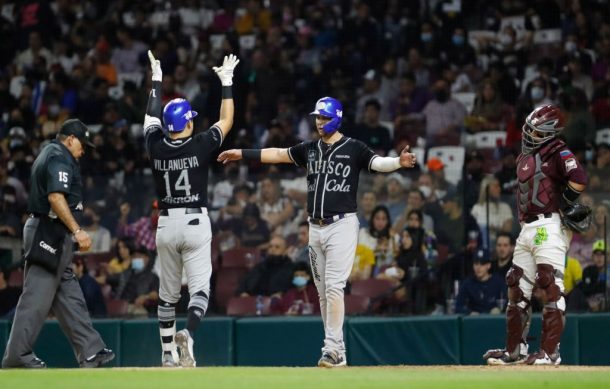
[217,148,292,164]
[143,50,163,132]
[370,145,417,172]
[212,54,239,139]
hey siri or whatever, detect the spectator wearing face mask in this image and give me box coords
[271,262,320,315]
[119,247,159,316]
[237,235,294,297]
[422,79,467,146]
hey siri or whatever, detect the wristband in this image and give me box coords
[562,184,582,205]
[221,86,233,99]
[242,149,261,161]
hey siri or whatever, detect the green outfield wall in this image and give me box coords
[1,314,609,367]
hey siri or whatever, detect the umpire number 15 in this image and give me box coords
[163,170,192,197]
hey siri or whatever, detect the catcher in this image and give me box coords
[484,104,591,365]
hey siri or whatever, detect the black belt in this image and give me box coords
[524,212,553,224]
[309,213,347,227]
[159,208,203,216]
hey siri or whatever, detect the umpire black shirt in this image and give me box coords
[28,140,83,216]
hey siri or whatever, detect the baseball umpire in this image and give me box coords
[2,119,114,368]
[145,51,239,367]
[218,96,417,367]
[484,104,590,365]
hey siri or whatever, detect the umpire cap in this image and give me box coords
[59,119,96,148]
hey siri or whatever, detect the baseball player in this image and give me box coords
[218,97,417,367]
[145,51,239,367]
[484,104,590,365]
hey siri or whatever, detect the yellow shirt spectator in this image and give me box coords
[564,256,583,294]
[350,244,376,281]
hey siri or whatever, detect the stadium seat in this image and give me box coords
[344,294,370,315]
[215,268,248,313]
[427,146,465,185]
[7,268,24,288]
[350,279,395,299]
[105,299,129,317]
[596,128,610,146]
[471,131,506,149]
[452,92,476,113]
[221,247,261,268]
[226,296,271,316]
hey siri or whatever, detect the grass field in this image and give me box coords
[1,366,610,389]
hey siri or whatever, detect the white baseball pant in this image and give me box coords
[308,213,359,358]
[156,207,213,303]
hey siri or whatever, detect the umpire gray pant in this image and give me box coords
[2,217,106,368]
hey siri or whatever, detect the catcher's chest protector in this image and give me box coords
[517,140,565,218]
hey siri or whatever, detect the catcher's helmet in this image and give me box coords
[310,97,343,135]
[522,104,565,154]
[163,98,198,133]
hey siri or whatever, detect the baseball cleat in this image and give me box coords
[483,349,527,365]
[80,348,115,368]
[525,351,561,365]
[175,329,196,367]
[161,351,180,367]
[22,356,47,368]
[317,352,347,368]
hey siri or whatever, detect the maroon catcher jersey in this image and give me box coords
[516,139,587,222]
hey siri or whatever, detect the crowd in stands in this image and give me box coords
[1,0,610,318]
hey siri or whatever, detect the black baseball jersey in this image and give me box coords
[145,123,223,209]
[288,136,376,219]
[28,140,83,215]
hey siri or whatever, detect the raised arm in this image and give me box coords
[143,50,163,134]
[211,54,239,139]
[217,148,293,164]
[370,145,417,172]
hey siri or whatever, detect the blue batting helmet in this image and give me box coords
[310,96,343,135]
[163,98,198,133]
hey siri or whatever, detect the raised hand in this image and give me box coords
[399,145,417,168]
[213,54,240,86]
[217,149,243,164]
[148,50,162,82]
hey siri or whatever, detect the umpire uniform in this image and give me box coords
[2,120,113,368]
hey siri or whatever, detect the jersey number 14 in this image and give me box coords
[163,170,192,196]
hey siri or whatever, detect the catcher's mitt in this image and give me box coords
[562,203,592,233]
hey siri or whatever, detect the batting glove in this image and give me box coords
[213,54,240,86]
[148,50,162,82]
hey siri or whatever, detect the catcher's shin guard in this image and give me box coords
[505,265,532,358]
[534,264,565,358]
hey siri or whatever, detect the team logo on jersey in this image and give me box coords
[522,164,529,171]
[565,158,577,172]
[308,149,316,162]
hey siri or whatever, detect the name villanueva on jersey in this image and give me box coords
[307,158,352,193]
[153,156,201,204]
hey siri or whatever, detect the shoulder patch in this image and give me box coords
[565,158,577,172]
[560,150,574,159]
